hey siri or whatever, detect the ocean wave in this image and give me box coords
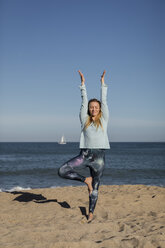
[0,186,32,192]
[0,184,77,192]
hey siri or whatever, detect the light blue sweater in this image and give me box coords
[79,83,110,149]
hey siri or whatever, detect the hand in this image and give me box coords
[101,70,106,84]
[78,70,85,85]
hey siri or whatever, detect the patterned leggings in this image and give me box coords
[58,149,105,213]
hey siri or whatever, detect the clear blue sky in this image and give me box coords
[0,0,165,142]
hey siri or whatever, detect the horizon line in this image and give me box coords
[0,141,165,143]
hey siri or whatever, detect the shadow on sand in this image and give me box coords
[79,206,88,219]
[6,191,88,218]
[7,191,71,209]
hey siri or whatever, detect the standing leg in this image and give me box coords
[88,150,105,222]
[88,170,102,214]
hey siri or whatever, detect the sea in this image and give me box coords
[0,142,165,192]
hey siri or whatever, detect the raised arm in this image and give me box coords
[100,70,109,121]
[78,70,88,126]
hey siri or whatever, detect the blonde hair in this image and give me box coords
[84,99,103,130]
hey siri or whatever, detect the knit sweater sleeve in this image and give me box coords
[100,83,109,122]
[79,85,88,126]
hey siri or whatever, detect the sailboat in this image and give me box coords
[59,135,66,144]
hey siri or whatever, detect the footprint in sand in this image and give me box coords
[118,224,125,232]
[148,211,157,217]
[97,210,109,222]
[149,224,165,232]
[100,211,108,220]
[95,235,116,244]
[121,237,139,248]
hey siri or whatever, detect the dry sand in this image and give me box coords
[0,185,165,248]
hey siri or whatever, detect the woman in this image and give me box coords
[58,70,110,222]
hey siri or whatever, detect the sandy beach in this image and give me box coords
[0,185,165,248]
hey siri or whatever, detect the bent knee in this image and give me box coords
[58,164,70,178]
[58,166,65,178]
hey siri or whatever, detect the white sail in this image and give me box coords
[59,135,66,144]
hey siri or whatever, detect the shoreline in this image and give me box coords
[1,182,165,193]
[0,184,165,248]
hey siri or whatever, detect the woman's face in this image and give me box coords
[89,101,100,117]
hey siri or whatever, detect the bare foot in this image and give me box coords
[84,177,93,195]
[87,212,94,223]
